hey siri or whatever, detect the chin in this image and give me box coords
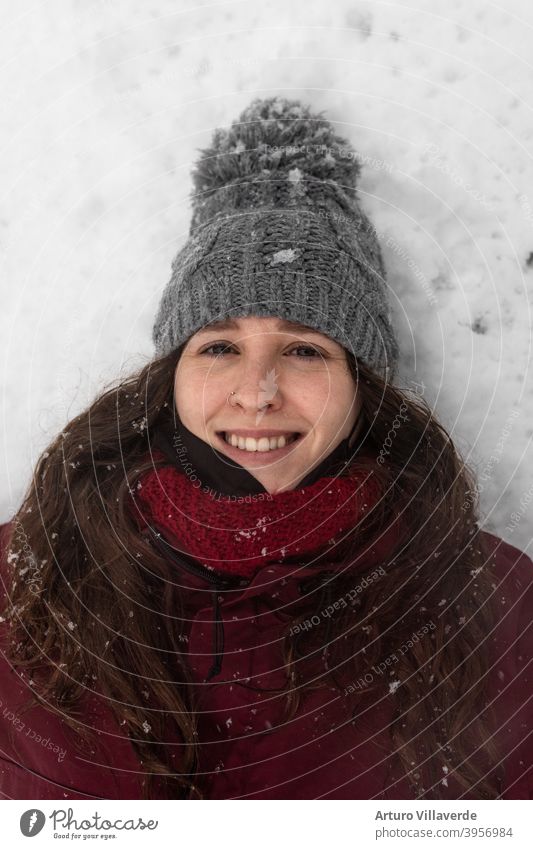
[251,467,310,492]
[254,478,295,495]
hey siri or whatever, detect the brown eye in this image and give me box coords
[287,345,323,359]
[200,343,236,356]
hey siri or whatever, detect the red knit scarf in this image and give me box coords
[130,451,382,579]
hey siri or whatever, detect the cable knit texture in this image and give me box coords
[130,453,382,579]
[152,95,399,373]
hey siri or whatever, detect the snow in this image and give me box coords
[1,0,532,556]
[288,167,303,183]
[270,248,299,265]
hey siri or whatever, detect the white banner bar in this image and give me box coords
[2,799,531,848]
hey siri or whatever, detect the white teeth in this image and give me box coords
[224,433,297,452]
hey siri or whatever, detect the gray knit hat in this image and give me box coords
[152,96,399,372]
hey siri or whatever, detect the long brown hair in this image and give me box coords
[0,345,503,799]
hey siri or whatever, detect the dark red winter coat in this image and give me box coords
[0,513,532,800]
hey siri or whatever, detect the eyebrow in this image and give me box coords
[194,318,328,337]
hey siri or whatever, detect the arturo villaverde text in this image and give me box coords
[375,810,478,821]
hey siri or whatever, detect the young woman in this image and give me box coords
[1,97,531,801]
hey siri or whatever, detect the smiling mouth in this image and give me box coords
[216,432,302,453]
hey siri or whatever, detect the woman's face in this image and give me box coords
[174,316,362,493]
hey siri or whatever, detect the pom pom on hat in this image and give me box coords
[190,96,362,206]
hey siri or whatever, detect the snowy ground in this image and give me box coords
[1,0,532,554]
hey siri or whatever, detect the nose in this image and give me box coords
[230,354,282,413]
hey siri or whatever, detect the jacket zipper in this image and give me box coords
[147,526,248,590]
[146,525,246,682]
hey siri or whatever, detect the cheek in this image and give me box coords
[174,369,226,423]
[174,365,211,400]
[319,377,359,427]
[174,370,197,422]
[301,372,352,411]
[294,370,333,399]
